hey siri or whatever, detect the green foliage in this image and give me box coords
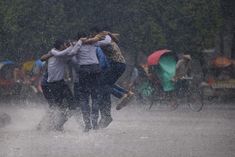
[0,0,224,62]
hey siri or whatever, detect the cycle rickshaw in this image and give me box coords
[137,49,203,111]
[200,56,235,101]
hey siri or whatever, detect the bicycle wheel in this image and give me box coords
[188,87,204,112]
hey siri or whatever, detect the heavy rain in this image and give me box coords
[0,0,235,157]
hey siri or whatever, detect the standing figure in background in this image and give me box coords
[172,54,192,82]
[172,54,192,92]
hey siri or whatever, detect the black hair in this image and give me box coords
[77,32,87,39]
[102,26,111,31]
[54,39,65,50]
[89,26,102,34]
[137,65,148,78]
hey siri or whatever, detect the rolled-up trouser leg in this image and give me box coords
[113,84,129,94]
[112,84,129,99]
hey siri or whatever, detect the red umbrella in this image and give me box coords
[147,49,171,66]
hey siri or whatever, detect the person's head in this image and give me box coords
[89,26,102,37]
[183,54,192,61]
[102,26,111,32]
[54,39,66,50]
[138,64,149,76]
[77,32,88,39]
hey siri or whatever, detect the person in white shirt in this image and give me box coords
[38,39,82,131]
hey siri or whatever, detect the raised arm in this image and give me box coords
[68,40,82,55]
[108,32,119,43]
[40,52,53,61]
[82,35,105,44]
[51,46,73,57]
[95,35,112,46]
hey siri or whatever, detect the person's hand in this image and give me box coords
[41,53,53,61]
[79,37,87,42]
[69,41,75,46]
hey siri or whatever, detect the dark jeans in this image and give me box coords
[77,64,101,127]
[99,61,126,120]
[40,80,75,130]
[42,80,75,110]
[73,82,80,108]
[100,61,127,99]
[98,85,112,120]
[112,84,129,98]
[41,84,54,107]
[100,61,126,85]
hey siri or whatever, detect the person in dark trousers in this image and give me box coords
[38,39,82,131]
[87,27,134,109]
[86,27,134,128]
[72,32,110,132]
[96,46,113,128]
[70,31,112,130]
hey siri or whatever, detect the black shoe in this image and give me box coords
[83,125,92,132]
[99,117,113,129]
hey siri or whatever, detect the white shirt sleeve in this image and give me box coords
[51,40,82,57]
[95,35,112,46]
[69,40,82,55]
[51,46,73,57]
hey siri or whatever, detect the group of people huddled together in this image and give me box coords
[37,27,134,132]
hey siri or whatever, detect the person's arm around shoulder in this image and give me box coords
[69,39,83,55]
[40,51,53,61]
[95,35,112,46]
[82,34,106,44]
[108,32,120,43]
[51,46,73,57]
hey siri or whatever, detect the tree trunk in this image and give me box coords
[218,0,235,58]
[223,18,234,58]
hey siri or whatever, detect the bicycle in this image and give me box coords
[148,76,204,112]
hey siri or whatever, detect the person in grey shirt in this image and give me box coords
[47,39,82,82]
[73,31,112,132]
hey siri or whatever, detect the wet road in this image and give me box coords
[0,101,235,157]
